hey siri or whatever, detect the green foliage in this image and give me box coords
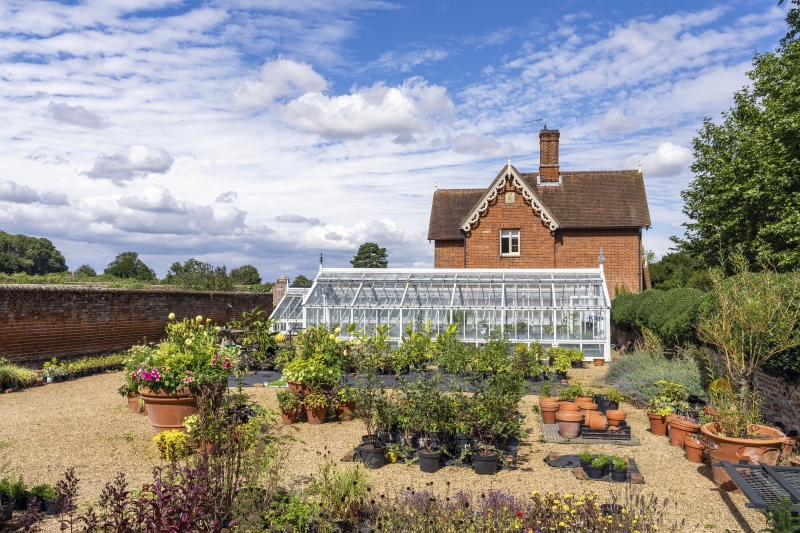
[0,359,36,389]
[648,252,712,291]
[74,264,97,277]
[579,450,593,463]
[0,230,68,275]
[276,390,303,411]
[30,484,56,500]
[307,460,371,522]
[603,350,704,404]
[291,275,313,287]
[152,430,191,461]
[591,454,609,467]
[760,497,800,533]
[104,251,156,281]
[432,323,469,374]
[229,265,261,285]
[350,242,388,268]
[611,456,627,471]
[265,494,317,533]
[163,258,233,291]
[675,7,800,271]
[611,288,709,347]
[558,384,583,401]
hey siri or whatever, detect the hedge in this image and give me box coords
[611,288,709,347]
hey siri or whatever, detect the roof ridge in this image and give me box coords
[519,169,639,176]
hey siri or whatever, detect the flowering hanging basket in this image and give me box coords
[139,387,198,434]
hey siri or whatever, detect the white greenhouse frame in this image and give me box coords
[270,268,611,360]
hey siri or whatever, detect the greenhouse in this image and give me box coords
[270,268,611,360]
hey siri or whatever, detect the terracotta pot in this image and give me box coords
[139,387,198,434]
[281,409,300,425]
[541,405,559,424]
[669,418,700,448]
[647,412,669,436]
[605,409,627,427]
[781,436,798,460]
[287,381,308,394]
[665,414,678,440]
[593,358,605,366]
[126,394,139,414]
[335,401,356,421]
[685,436,706,464]
[556,410,583,439]
[700,422,786,491]
[539,398,559,407]
[306,405,328,425]
[578,402,598,411]
[575,396,594,405]
[559,401,580,412]
[585,411,608,431]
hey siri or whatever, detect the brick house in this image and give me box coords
[427,129,651,296]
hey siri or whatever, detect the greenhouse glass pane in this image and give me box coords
[542,310,555,341]
[403,284,453,307]
[388,310,402,338]
[329,307,350,328]
[582,344,604,358]
[352,283,406,307]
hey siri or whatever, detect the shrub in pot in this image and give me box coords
[585,455,607,479]
[352,325,392,469]
[1,497,14,522]
[277,389,304,424]
[610,456,627,482]
[304,391,330,424]
[579,449,593,470]
[7,476,27,511]
[406,374,451,474]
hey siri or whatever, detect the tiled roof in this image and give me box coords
[427,169,650,240]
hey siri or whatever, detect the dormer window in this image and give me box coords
[500,229,520,256]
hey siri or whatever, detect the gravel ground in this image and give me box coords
[0,366,765,533]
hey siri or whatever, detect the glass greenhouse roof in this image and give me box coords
[270,268,611,359]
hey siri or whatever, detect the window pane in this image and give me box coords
[501,237,509,254]
[511,235,519,253]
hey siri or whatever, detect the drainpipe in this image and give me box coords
[460,229,467,268]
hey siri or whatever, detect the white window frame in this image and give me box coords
[500,229,520,257]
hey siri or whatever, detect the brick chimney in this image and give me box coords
[539,128,560,182]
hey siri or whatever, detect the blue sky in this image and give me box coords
[0,0,790,281]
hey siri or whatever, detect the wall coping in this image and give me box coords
[0,284,274,297]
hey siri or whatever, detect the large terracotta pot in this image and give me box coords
[281,409,300,425]
[685,436,706,464]
[665,414,678,440]
[575,396,594,405]
[606,410,627,427]
[539,397,559,407]
[585,411,608,431]
[126,394,139,414]
[335,401,356,421]
[647,412,669,436]
[287,381,308,394]
[541,405,559,424]
[700,422,786,491]
[139,387,198,434]
[306,405,328,425]
[669,418,700,448]
[556,411,583,439]
[559,401,580,412]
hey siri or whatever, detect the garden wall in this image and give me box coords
[0,285,273,365]
[753,370,800,434]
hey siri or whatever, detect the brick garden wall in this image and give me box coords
[0,285,273,365]
[753,370,800,434]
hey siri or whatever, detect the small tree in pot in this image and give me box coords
[353,325,391,469]
[407,374,450,473]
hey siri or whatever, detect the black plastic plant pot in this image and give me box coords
[472,453,499,475]
[14,495,28,511]
[571,361,584,369]
[419,450,441,473]
[45,499,59,516]
[360,445,386,470]
[495,435,508,451]
[603,463,611,477]
[611,468,627,482]
[377,430,392,445]
[600,504,623,515]
[585,465,604,480]
[1,498,15,522]
[580,459,592,470]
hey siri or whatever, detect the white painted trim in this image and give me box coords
[459,164,560,233]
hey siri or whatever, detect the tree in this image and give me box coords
[350,243,388,268]
[74,264,97,277]
[648,252,711,291]
[0,231,68,275]
[230,265,261,285]
[675,3,800,271]
[104,252,156,281]
[291,275,313,287]
[164,258,233,291]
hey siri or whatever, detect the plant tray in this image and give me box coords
[579,421,632,441]
[545,453,644,484]
[540,418,640,446]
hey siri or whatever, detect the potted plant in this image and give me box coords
[334,386,358,422]
[585,455,607,480]
[548,347,572,378]
[8,476,27,511]
[352,325,390,469]
[277,389,304,424]
[610,456,627,482]
[304,391,330,424]
[409,375,449,474]
[30,484,57,515]
[0,495,13,523]
[593,357,605,366]
[647,381,687,436]
[579,449,593,469]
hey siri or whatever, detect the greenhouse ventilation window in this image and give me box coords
[269,268,611,360]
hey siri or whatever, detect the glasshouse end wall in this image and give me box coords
[270,268,611,360]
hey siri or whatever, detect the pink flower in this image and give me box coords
[211,354,219,366]
[222,358,231,370]
[183,376,195,384]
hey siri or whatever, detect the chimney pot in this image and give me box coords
[539,128,560,182]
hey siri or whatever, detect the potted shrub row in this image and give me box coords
[578,452,628,481]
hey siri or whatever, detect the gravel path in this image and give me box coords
[0,367,765,533]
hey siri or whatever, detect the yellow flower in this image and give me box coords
[558,522,565,527]
[168,313,176,320]
[329,334,336,340]
[196,315,203,322]
[185,339,192,346]
[215,326,221,332]
[334,326,342,334]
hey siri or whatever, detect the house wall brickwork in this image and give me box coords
[753,370,800,434]
[0,285,272,365]
[432,180,643,296]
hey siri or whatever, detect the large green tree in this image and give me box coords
[648,252,711,291]
[164,258,233,291]
[291,274,313,287]
[230,264,261,285]
[350,242,388,268]
[0,231,68,275]
[104,252,156,281]
[676,1,800,271]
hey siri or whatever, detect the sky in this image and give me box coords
[0,0,790,281]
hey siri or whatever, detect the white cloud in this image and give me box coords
[325,231,343,240]
[81,145,174,186]
[450,133,513,156]
[599,108,638,135]
[24,151,70,165]
[40,192,70,206]
[216,191,238,203]
[276,214,323,225]
[232,59,328,112]
[0,181,40,204]
[44,101,109,129]
[277,77,454,139]
[627,142,693,177]
[371,48,449,72]
[117,185,187,213]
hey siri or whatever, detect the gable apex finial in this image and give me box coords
[637,159,642,174]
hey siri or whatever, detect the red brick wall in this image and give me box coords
[464,181,556,269]
[753,370,800,433]
[555,228,642,295]
[0,285,273,365]
[434,240,464,268]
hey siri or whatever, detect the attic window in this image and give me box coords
[500,229,520,256]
